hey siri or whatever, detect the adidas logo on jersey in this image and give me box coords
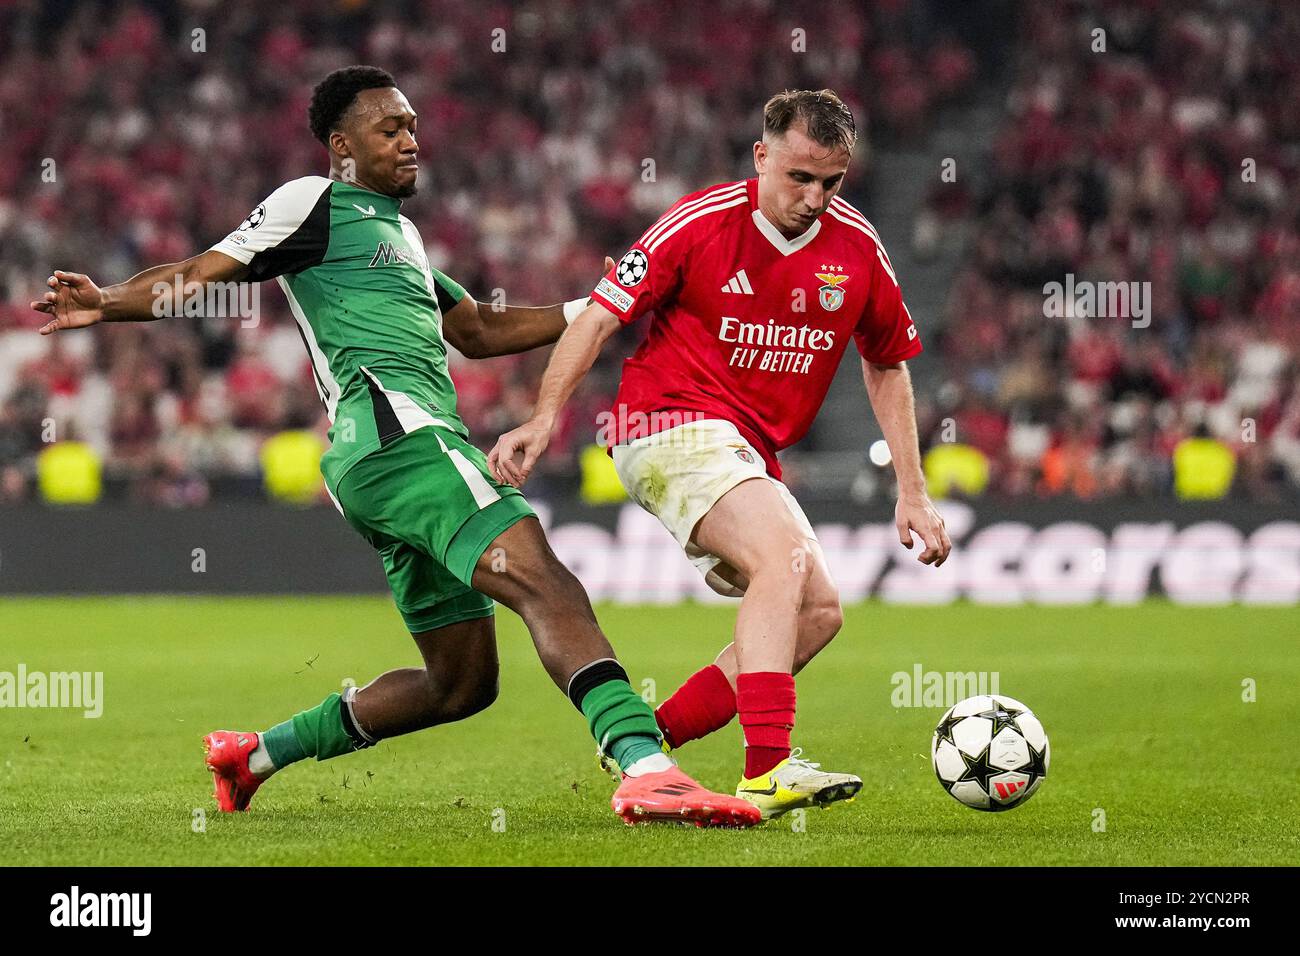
[720,269,754,294]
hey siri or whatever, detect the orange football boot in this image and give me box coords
[203,730,265,812]
[610,765,761,828]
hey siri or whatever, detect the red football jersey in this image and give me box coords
[590,178,921,479]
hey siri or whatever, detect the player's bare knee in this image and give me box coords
[434,668,499,723]
[452,672,499,720]
[530,556,597,623]
[748,544,814,605]
[478,557,548,615]
[492,536,589,617]
[474,517,561,608]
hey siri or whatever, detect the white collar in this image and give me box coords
[751,208,821,256]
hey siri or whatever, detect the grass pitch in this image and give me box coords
[0,597,1296,866]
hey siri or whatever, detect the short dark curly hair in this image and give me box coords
[308,65,397,145]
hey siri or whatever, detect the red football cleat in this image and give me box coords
[203,730,264,812]
[611,765,762,828]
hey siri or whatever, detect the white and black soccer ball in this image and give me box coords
[931,694,1049,811]
[616,249,649,286]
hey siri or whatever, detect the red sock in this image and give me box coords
[736,672,796,778]
[655,664,736,750]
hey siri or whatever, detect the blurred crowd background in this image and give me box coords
[0,0,1295,507]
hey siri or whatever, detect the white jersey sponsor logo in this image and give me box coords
[718,316,836,351]
[720,269,754,294]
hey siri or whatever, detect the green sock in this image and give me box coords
[261,692,360,768]
[572,665,663,769]
[609,728,664,769]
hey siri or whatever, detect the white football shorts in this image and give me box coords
[611,418,817,597]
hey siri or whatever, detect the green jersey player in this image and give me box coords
[32,65,759,828]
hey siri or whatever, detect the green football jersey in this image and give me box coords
[211,175,468,492]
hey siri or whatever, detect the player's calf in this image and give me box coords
[350,661,500,737]
[473,515,756,826]
[654,555,840,755]
[203,660,501,813]
[203,686,375,812]
[471,517,610,687]
[792,588,843,673]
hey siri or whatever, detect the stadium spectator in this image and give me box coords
[3,0,1296,505]
[1,0,982,502]
[927,0,1299,502]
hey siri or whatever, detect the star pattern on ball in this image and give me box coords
[956,745,1000,792]
[1023,740,1048,782]
[933,711,961,748]
[974,704,1024,739]
[934,699,1048,811]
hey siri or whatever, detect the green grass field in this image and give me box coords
[0,597,1296,866]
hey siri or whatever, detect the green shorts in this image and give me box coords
[332,425,534,634]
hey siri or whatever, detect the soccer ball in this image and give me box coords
[931,694,1049,811]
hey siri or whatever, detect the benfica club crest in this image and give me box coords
[815,265,850,311]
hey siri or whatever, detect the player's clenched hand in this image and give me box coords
[896,491,951,567]
[488,418,552,488]
[32,271,106,334]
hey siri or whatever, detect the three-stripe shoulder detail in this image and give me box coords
[827,197,885,244]
[827,197,898,285]
[638,181,748,253]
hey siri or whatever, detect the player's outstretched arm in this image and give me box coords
[863,358,951,567]
[32,250,250,335]
[443,257,616,359]
[487,302,621,487]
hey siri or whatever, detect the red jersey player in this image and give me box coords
[490,89,951,819]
